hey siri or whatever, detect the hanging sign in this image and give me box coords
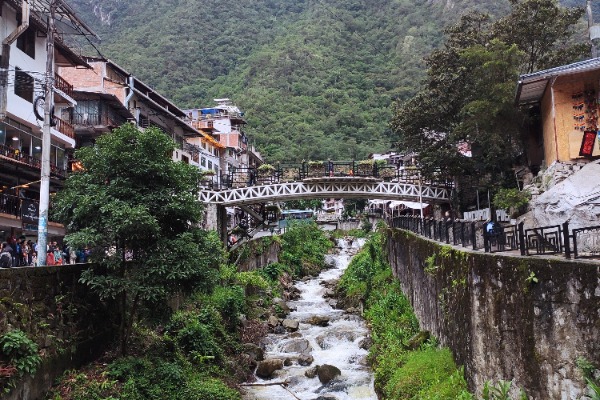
[21,199,39,224]
[579,130,597,158]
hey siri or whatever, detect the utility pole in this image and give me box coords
[38,0,57,265]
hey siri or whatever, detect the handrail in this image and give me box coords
[0,143,65,177]
[54,72,74,97]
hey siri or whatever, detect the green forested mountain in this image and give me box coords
[68,0,589,162]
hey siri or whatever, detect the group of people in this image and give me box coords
[0,236,90,268]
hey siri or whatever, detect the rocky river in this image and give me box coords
[241,238,377,400]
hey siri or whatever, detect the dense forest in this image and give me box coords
[69,0,591,162]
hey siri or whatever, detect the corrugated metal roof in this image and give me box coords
[516,58,600,105]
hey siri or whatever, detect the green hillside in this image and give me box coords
[69,0,586,162]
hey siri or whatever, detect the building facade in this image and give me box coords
[0,0,95,240]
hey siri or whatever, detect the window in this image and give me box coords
[208,160,213,169]
[201,156,206,167]
[16,27,36,59]
[14,68,34,102]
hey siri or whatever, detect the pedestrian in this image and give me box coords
[45,249,55,266]
[0,242,13,268]
[69,247,76,264]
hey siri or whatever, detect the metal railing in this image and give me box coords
[203,161,455,191]
[390,216,600,261]
[390,215,480,250]
[0,143,66,178]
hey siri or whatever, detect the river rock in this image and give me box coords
[281,338,312,353]
[273,325,286,334]
[407,330,430,350]
[298,353,314,366]
[305,315,330,327]
[316,396,338,400]
[272,297,290,315]
[323,288,335,298]
[256,358,284,379]
[358,336,373,350]
[242,343,264,362]
[282,319,299,331]
[316,330,357,349]
[268,315,280,327]
[317,364,341,384]
[305,366,318,379]
[284,358,293,366]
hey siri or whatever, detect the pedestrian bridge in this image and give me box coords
[200,176,452,206]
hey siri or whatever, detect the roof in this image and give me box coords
[516,58,600,106]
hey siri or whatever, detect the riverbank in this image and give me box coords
[40,222,333,400]
[336,231,472,399]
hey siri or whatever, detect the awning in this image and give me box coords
[389,201,429,210]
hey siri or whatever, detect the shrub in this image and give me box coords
[0,329,41,392]
[492,188,531,212]
[385,348,471,399]
[182,377,240,400]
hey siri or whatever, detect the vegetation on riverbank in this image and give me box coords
[45,222,331,400]
[337,230,472,399]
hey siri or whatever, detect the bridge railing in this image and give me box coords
[201,161,455,190]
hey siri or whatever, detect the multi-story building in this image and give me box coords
[184,99,251,175]
[0,0,95,240]
[58,57,200,163]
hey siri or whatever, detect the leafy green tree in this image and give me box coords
[391,0,586,188]
[492,0,587,73]
[52,124,221,355]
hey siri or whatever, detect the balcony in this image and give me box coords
[191,119,214,131]
[0,143,66,178]
[54,73,74,98]
[54,116,75,139]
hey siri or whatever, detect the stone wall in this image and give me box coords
[234,237,281,272]
[0,265,112,400]
[385,228,600,399]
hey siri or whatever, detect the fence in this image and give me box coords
[390,216,600,260]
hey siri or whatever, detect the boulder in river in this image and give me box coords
[305,366,318,379]
[358,336,373,351]
[315,330,357,349]
[256,358,284,379]
[282,319,299,331]
[281,338,312,354]
[268,315,280,327]
[298,353,314,366]
[317,364,341,384]
[272,297,290,315]
[242,343,264,362]
[305,315,330,327]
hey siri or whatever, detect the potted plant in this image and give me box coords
[357,159,374,176]
[307,161,325,177]
[257,163,275,177]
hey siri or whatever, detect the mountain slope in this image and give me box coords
[68,0,588,162]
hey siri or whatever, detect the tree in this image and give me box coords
[52,124,221,355]
[391,0,587,188]
[492,0,587,73]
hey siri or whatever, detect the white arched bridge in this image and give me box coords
[200,161,454,246]
[199,177,452,206]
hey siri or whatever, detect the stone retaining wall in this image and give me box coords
[0,264,112,400]
[385,228,600,399]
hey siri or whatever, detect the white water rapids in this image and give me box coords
[241,238,378,400]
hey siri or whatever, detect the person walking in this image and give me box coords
[0,242,13,268]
